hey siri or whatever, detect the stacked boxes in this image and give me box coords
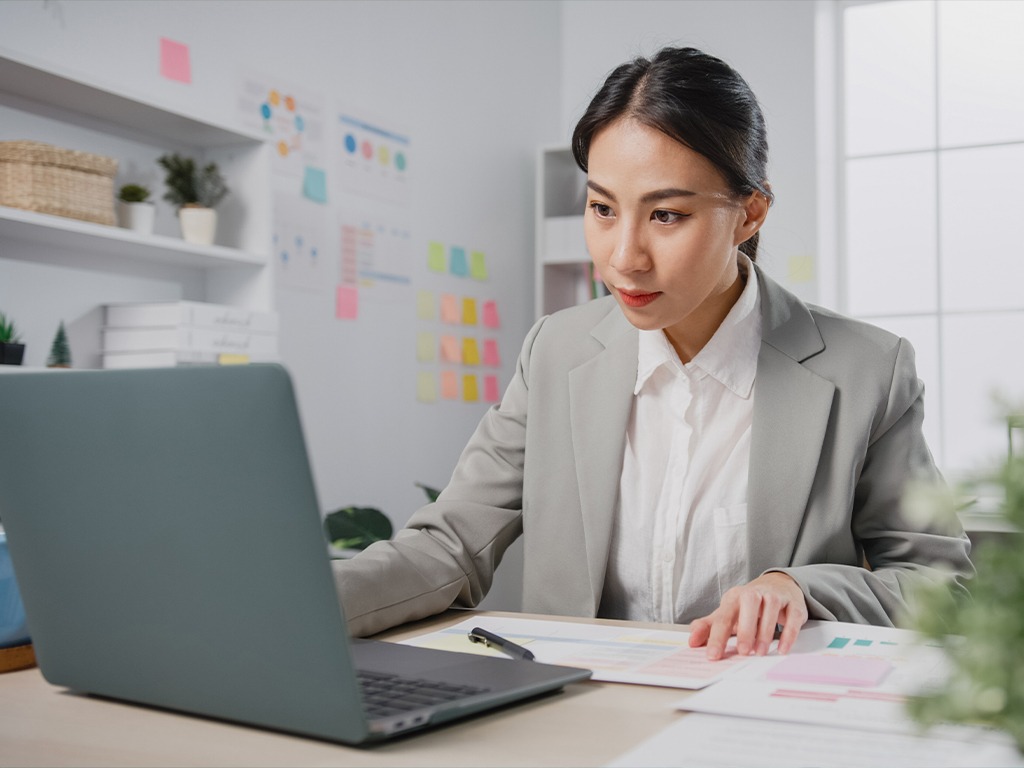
[102,301,279,369]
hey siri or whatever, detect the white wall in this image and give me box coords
[558,0,820,303]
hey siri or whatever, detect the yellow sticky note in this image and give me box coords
[462,297,478,326]
[462,374,479,402]
[462,337,480,366]
[416,290,436,321]
[217,353,250,366]
[470,251,488,280]
[416,371,437,403]
[441,370,459,400]
[427,241,446,272]
[788,254,815,284]
[417,332,436,362]
[440,335,461,363]
[440,294,461,324]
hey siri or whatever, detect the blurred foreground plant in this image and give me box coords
[907,412,1024,750]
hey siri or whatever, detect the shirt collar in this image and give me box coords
[635,255,761,398]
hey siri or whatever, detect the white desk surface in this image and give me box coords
[0,611,696,767]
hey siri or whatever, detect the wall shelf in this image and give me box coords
[0,206,266,271]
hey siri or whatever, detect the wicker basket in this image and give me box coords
[0,140,118,225]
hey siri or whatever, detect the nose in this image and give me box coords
[607,221,651,275]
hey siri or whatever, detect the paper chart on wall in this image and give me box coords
[273,194,329,293]
[339,207,412,289]
[399,616,748,689]
[336,109,410,206]
[237,72,327,188]
[675,620,970,738]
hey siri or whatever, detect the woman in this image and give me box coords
[333,47,973,659]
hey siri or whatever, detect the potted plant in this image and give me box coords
[116,183,155,235]
[157,153,229,246]
[0,311,24,366]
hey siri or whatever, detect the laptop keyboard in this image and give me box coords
[357,669,492,718]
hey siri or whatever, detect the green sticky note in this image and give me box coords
[427,242,446,272]
[470,251,488,280]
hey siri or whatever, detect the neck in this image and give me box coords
[663,267,746,364]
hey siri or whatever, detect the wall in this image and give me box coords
[0,0,563,609]
[558,0,820,303]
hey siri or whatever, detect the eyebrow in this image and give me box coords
[586,180,698,204]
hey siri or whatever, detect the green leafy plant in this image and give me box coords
[906,409,1024,750]
[46,321,72,368]
[117,183,151,203]
[0,311,22,344]
[323,482,443,553]
[157,153,229,209]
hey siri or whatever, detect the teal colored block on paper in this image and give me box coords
[450,246,469,277]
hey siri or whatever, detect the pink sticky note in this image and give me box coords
[483,339,500,367]
[160,38,192,84]
[766,655,892,687]
[336,285,358,320]
[482,300,500,329]
[484,375,500,402]
[440,335,461,363]
[440,370,459,400]
[440,294,461,324]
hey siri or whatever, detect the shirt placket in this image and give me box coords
[655,367,691,624]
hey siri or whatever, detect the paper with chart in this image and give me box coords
[399,616,749,689]
[605,712,1024,768]
[676,619,969,737]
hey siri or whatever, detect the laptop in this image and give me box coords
[0,364,591,745]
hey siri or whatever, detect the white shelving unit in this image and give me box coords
[0,47,274,367]
[534,146,597,317]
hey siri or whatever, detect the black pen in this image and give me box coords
[468,626,535,661]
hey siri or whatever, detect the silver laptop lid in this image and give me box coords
[0,365,371,743]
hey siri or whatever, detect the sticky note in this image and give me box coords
[302,167,327,203]
[462,297,477,326]
[484,375,500,403]
[417,332,436,362]
[483,339,500,367]
[440,294,460,324]
[462,338,480,366]
[482,300,500,329]
[441,370,459,400]
[470,251,488,280]
[766,655,892,687]
[217,353,250,366]
[336,285,358,320]
[160,38,192,84]
[416,290,436,321]
[450,246,469,277]
[428,242,446,272]
[462,374,479,402]
[440,335,461,363]
[416,371,437,403]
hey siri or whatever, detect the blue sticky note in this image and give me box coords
[450,246,469,277]
[303,166,327,204]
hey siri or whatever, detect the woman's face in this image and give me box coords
[583,118,767,361]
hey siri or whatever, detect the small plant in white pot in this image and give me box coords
[157,153,229,246]
[116,183,155,235]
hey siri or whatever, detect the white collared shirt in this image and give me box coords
[600,258,762,624]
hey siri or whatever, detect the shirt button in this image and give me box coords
[662,550,674,563]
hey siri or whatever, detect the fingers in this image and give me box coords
[688,573,808,660]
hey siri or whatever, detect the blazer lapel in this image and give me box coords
[567,306,638,609]
[747,268,835,578]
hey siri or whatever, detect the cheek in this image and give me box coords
[583,219,608,263]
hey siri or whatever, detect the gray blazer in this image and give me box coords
[334,266,974,637]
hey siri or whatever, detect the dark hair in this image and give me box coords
[571,47,773,260]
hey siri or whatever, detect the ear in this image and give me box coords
[733,186,771,246]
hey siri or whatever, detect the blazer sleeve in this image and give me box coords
[772,337,975,626]
[330,317,545,637]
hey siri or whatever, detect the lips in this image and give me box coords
[618,289,661,308]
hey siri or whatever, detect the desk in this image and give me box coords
[0,611,695,767]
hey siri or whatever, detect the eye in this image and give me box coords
[652,209,688,224]
[589,202,614,219]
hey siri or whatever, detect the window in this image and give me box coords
[838,0,1024,478]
